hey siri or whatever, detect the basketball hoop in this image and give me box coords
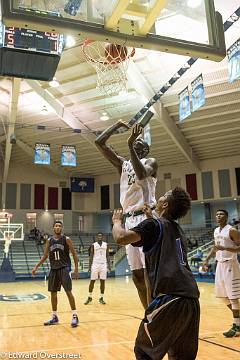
[82,40,135,96]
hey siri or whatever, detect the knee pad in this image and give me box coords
[230,299,239,310]
[221,298,231,306]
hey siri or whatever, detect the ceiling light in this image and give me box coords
[187,0,202,8]
[41,106,49,115]
[102,112,107,116]
[49,77,60,88]
[65,35,76,48]
[100,115,110,121]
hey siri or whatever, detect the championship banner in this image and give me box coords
[227,39,240,83]
[191,74,205,112]
[34,143,50,165]
[179,87,191,122]
[70,177,94,193]
[61,145,77,167]
[144,123,151,146]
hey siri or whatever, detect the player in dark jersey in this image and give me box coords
[112,187,200,360]
[32,221,79,327]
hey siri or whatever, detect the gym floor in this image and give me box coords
[0,277,239,359]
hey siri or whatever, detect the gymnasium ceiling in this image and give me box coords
[0,0,240,179]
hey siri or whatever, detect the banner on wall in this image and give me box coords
[34,143,50,165]
[70,177,94,193]
[179,87,191,122]
[191,74,205,112]
[61,145,77,167]
[144,123,151,146]
[227,39,240,83]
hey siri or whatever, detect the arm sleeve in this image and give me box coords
[130,218,160,252]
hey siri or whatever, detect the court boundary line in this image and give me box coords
[1,340,136,354]
[199,337,240,353]
[0,312,142,330]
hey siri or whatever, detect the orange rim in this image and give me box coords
[82,39,135,65]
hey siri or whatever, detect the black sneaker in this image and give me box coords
[84,296,92,305]
[71,314,79,328]
[44,315,59,326]
[99,297,106,305]
[223,323,240,337]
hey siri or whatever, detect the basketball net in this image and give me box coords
[82,40,135,96]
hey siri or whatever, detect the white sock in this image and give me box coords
[233,318,240,326]
[53,311,57,317]
[100,294,104,298]
[89,293,92,297]
[72,310,77,316]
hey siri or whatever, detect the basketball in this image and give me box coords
[105,44,128,64]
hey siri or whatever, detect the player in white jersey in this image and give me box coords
[95,121,158,309]
[84,233,111,305]
[203,209,240,337]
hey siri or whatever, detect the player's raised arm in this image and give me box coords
[112,209,141,245]
[95,120,129,175]
[128,124,158,180]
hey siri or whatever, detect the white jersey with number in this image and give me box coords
[214,224,238,262]
[120,159,157,213]
[92,241,107,265]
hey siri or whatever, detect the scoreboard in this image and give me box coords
[0,23,64,81]
[0,25,64,55]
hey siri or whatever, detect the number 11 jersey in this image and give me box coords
[49,235,71,269]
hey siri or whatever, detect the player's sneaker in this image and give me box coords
[84,296,92,305]
[223,323,240,337]
[44,315,59,326]
[99,297,106,305]
[71,314,79,328]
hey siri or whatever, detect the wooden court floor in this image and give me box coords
[0,278,239,359]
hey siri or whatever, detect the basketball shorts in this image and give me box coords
[48,267,72,292]
[135,294,200,360]
[91,263,107,280]
[125,213,146,271]
[215,259,240,300]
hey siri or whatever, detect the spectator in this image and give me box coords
[78,245,84,254]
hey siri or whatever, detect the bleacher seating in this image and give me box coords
[0,227,216,279]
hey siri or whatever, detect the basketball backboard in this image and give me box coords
[0,223,24,241]
[1,0,226,61]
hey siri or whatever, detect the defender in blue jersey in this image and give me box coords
[32,221,79,327]
[112,187,200,360]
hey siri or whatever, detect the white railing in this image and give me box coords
[188,240,214,261]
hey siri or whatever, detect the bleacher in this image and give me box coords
[0,239,50,279]
[0,232,118,279]
[0,227,217,280]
